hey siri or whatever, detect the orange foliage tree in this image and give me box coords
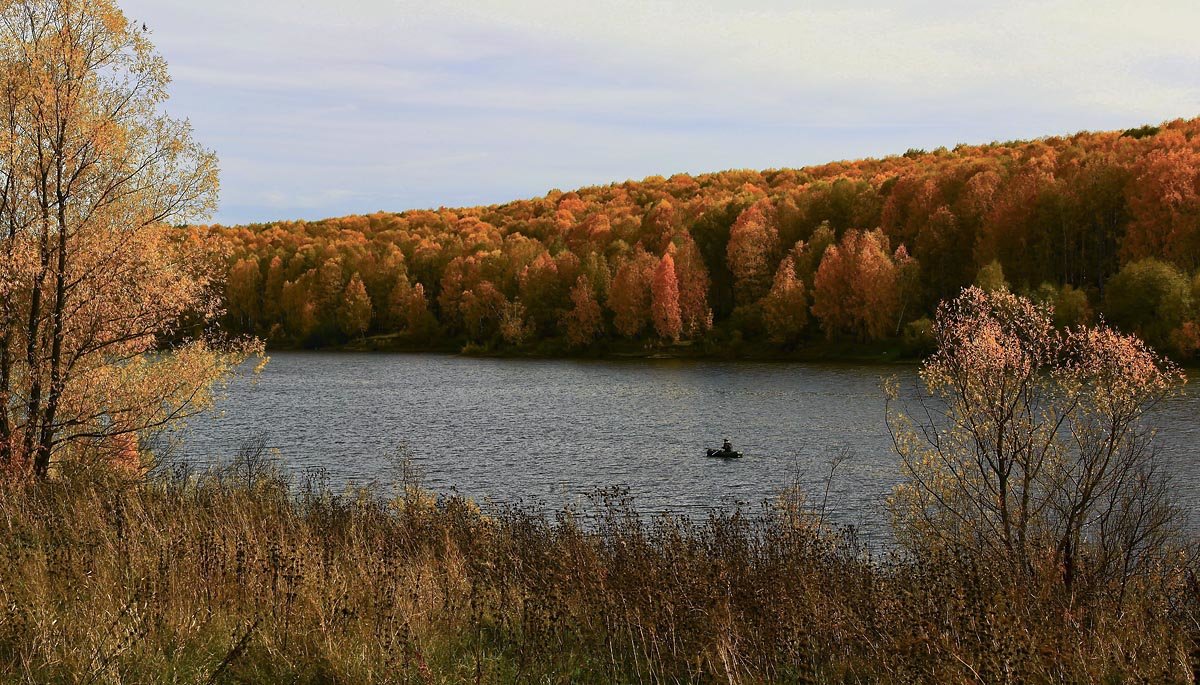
[281,276,318,340]
[518,252,567,337]
[671,233,711,336]
[226,258,263,334]
[726,198,780,305]
[390,280,435,340]
[564,275,603,347]
[262,255,286,330]
[1122,138,1200,270]
[608,248,657,338]
[761,257,808,343]
[0,0,258,477]
[651,252,682,342]
[464,282,510,343]
[811,229,900,341]
[338,274,373,339]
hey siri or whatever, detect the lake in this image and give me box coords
[177,352,1200,540]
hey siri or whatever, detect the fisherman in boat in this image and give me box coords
[722,438,733,453]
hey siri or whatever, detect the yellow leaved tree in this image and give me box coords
[0,0,259,478]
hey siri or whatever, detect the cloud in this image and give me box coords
[120,0,1200,224]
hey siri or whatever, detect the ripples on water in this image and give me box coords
[178,353,1199,541]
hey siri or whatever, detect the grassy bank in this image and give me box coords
[1,460,1196,684]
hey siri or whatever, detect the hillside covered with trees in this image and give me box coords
[209,118,1200,359]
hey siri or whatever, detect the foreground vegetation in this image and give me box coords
[0,461,1195,684]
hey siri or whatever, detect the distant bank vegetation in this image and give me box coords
[209,118,1200,359]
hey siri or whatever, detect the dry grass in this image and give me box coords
[0,457,1196,684]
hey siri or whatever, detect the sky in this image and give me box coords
[119,0,1200,226]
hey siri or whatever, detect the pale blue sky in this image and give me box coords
[120,0,1200,225]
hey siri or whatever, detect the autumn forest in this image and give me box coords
[209,118,1200,360]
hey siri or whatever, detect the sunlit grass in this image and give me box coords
[0,454,1195,684]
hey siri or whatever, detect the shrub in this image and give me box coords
[1104,258,1192,350]
[888,286,1186,598]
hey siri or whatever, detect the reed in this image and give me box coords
[0,455,1196,684]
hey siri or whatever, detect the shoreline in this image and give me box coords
[270,334,925,365]
[256,334,1200,369]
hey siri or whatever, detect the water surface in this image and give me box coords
[179,353,1199,538]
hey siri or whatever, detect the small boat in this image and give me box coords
[706,448,743,459]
